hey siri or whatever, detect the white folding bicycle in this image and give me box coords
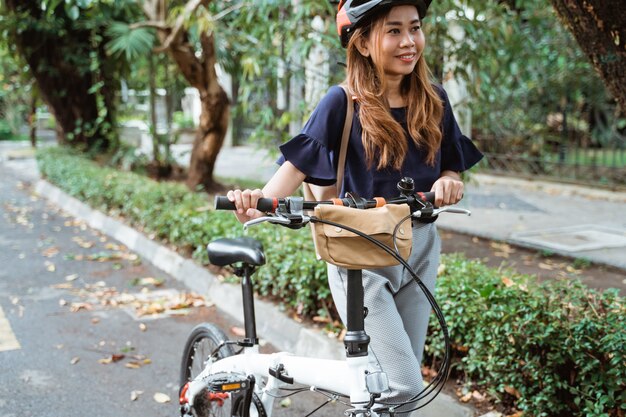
[178,178,470,417]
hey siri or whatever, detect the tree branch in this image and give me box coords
[159,0,208,52]
[129,21,171,32]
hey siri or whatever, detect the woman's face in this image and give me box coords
[364,5,425,78]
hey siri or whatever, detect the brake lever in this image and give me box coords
[433,207,471,216]
[244,216,291,229]
[412,207,471,219]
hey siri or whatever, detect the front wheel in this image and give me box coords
[179,323,266,417]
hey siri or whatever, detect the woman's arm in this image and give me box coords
[227,161,306,223]
[431,170,464,207]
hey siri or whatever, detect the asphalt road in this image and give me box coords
[0,163,344,417]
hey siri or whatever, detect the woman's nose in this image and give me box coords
[400,33,415,48]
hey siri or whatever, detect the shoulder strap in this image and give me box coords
[335,85,353,197]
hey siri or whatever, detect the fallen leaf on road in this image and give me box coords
[42,247,60,258]
[153,393,171,403]
[65,274,79,281]
[125,362,141,369]
[59,299,68,306]
[279,398,291,408]
[131,277,165,287]
[139,323,147,332]
[72,236,95,248]
[70,302,93,312]
[70,357,80,365]
[130,390,143,401]
[91,317,100,324]
[104,243,124,251]
[45,261,56,272]
[98,354,125,364]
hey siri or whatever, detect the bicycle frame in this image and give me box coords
[185,268,384,417]
[183,187,468,416]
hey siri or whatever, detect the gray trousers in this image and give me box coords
[327,222,440,416]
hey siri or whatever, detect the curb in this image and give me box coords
[31,178,474,417]
[473,173,626,203]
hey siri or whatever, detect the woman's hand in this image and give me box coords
[431,170,464,206]
[227,188,265,224]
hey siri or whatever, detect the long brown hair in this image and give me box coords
[345,10,444,170]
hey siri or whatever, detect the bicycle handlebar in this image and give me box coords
[214,191,436,214]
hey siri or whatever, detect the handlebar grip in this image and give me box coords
[417,191,435,203]
[214,196,278,212]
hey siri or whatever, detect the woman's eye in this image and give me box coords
[389,28,400,34]
[412,25,421,32]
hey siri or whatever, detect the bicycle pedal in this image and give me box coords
[204,372,250,393]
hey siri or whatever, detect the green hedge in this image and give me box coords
[37,147,624,417]
[36,147,330,317]
[430,255,624,416]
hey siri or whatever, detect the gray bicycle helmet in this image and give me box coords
[336,0,432,47]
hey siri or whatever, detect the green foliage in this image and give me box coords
[36,146,328,316]
[37,148,624,416]
[425,0,617,145]
[173,111,195,130]
[209,0,341,148]
[0,119,14,140]
[105,22,155,62]
[0,0,145,150]
[0,36,32,136]
[428,255,625,416]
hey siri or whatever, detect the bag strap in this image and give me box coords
[335,85,353,197]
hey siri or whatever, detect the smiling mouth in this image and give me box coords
[397,53,416,61]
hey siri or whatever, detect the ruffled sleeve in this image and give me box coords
[278,86,349,186]
[438,87,484,172]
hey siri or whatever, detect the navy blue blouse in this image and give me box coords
[278,85,483,199]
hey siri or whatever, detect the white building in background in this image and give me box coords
[441,9,475,137]
[305,16,331,112]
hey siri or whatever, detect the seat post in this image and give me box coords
[344,269,370,357]
[239,263,258,345]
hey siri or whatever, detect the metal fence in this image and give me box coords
[473,133,626,189]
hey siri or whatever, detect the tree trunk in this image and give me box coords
[186,89,230,192]
[4,1,115,150]
[29,90,37,148]
[148,53,161,163]
[549,0,626,115]
[143,0,230,191]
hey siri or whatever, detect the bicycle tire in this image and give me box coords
[180,323,267,417]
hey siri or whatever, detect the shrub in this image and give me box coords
[428,255,625,417]
[36,147,328,317]
[37,147,624,416]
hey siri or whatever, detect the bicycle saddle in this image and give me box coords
[207,237,266,267]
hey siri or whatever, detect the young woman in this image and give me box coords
[228,0,482,413]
